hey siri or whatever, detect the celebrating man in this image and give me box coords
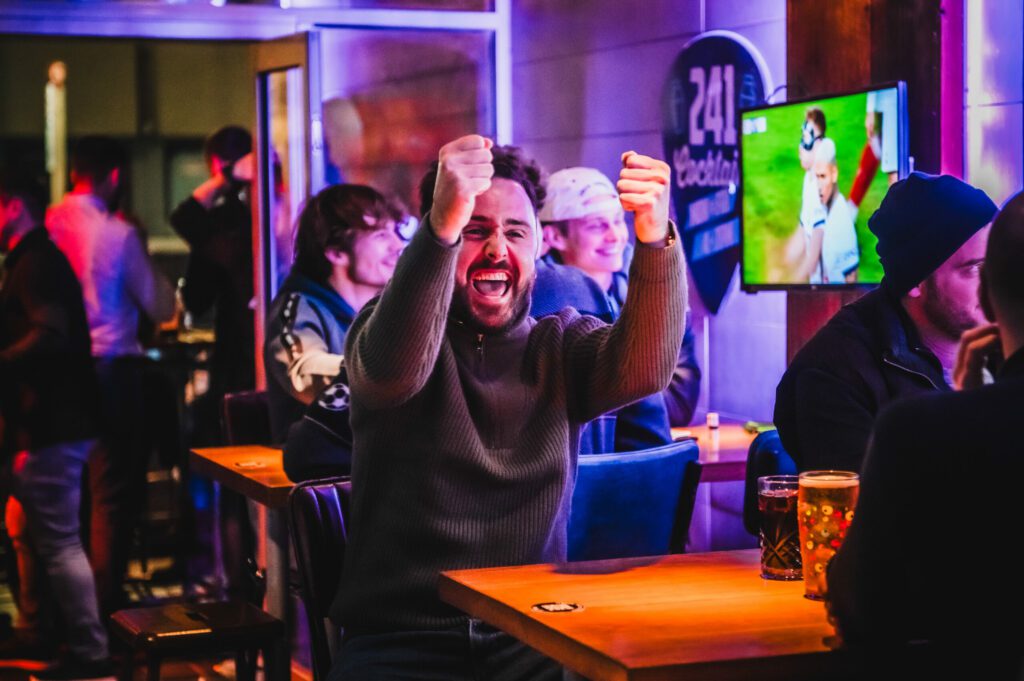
[329,136,686,679]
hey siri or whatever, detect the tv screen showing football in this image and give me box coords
[740,83,908,290]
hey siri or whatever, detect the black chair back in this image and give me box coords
[221,390,272,445]
[568,439,700,561]
[289,477,352,681]
[742,430,797,536]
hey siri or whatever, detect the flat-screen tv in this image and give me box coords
[739,82,908,290]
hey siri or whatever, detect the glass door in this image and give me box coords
[252,5,508,387]
[252,31,324,386]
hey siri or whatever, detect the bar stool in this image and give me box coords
[110,601,283,681]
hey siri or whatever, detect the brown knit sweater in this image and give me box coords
[332,221,687,631]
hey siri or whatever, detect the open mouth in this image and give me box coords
[471,270,512,298]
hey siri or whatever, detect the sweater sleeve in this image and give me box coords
[564,224,687,423]
[662,315,702,426]
[344,218,459,409]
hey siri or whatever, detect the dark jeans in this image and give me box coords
[329,620,563,681]
[88,356,148,617]
[9,440,108,660]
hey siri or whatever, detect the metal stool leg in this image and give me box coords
[145,654,161,681]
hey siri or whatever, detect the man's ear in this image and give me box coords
[109,167,120,188]
[980,267,996,323]
[543,224,566,252]
[325,248,350,269]
[906,283,924,299]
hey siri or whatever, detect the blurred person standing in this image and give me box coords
[0,171,114,680]
[170,126,257,440]
[46,136,175,617]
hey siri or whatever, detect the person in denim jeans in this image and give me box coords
[0,171,113,679]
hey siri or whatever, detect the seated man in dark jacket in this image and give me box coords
[774,173,996,472]
[827,190,1024,677]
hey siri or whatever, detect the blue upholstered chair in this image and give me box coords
[567,438,701,561]
[742,429,797,536]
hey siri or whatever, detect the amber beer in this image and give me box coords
[797,471,859,600]
[757,475,801,580]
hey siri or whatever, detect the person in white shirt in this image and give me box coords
[47,136,174,618]
[812,138,860,283]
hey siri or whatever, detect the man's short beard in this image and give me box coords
[451,276,534,335]
[922,276,978,340]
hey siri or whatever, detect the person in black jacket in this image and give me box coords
[0,171,114,679]
[826,190,1024,678]
[170,126,256,426]
[774,173,997,473]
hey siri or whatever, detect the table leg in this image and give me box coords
[265,507,291,681]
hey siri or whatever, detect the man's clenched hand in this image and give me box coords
[617,151,671,245]
[430,135,494,245]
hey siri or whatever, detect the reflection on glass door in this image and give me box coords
[264,68,307,293]
[253,32,321,392]
[319,26,495,215]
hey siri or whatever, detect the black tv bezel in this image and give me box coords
[738,81,908,292]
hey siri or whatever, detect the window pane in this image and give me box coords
[319,26,494,214]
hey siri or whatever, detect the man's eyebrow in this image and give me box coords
[504,217,530,227]
[468,214,497,224]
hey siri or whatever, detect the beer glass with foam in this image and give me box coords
[797,470,859,600]
[757,475,802,580]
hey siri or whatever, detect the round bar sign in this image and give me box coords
[662,31,772,313]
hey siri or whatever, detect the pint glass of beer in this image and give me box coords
[757,475,801,580]
[797,470,859,600]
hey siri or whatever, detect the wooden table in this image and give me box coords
[670,424,758,483]
[440,549,842,681]
[189,445,293,681]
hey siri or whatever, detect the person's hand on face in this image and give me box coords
[431,135,495,245]
[953,323,1002,390]
[617,152,671,244]
[231,152,256,183]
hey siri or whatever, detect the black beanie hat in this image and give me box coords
[869,172,997,296]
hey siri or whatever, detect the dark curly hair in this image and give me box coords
[292,184,406,284]
[418,144,545,218]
